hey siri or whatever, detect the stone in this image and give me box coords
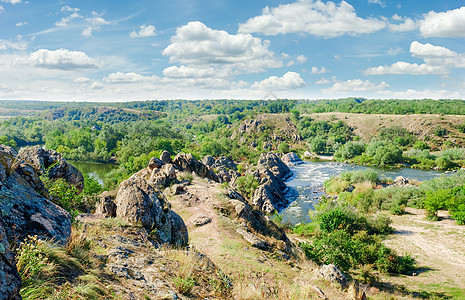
[347,283,367,300]
[393,176,410,186]
[148,157,164,170]
[0,215,21,300]
[191,215,211,226]
[18,146,84,192]
[150,164,178,187]
[314,264,348,289]
[173,153,218,182]
[96,191,117,218]
[213,156,237,170]
[114,176,188,246]
[202,155,215,167]
[159,150,172,164]
[236,229,268,249]
[0,147,72,244]
[281,152,304,166]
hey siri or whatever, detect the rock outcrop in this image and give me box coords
[281,152,304,166]
[0,146,71,244]
[159,150,172,164]
[249,153,292,213]
[0,215,21,300]
[18,146,84,192]
[173,153,218,182]
[314,264,348,289]
[114,175,188,246]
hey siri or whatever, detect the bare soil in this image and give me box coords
[382,207,465,298]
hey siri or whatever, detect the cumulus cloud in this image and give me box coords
[130,25,157,38]
[90,82,103,89]
[0,36,28,51]
[1,0,22,4]
[365,41,465,75]
[311,67,327,74]
[74,77,91,83]
[61,6,79,12]
[315,77,331,85]
[368,0,385,8]
[162,66,221,78]
[251,71,306,90]
[82,12,111,37]
[19,49,101,70]
[0,5,4,13]
[297,55,307,63]
[322,79,388,93]
[15,21,27,26]
[238,0,386,38]
[55,13,82,27]
[388,16,417,32]
[420,7,465,38]
[104,72,159,83]
[163,21,282,73]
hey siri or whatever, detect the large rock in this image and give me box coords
[95,191,117,218]
[248,153,292,213]
[173,153,218,182]
[213,156,237,170]
[202,155,215,167]
[314,264,348,289]
[150,164,178,187]
[18,146,84,192]
[281,152,304,166]
[159,150,172,164]
[114,175,188,246]
[0,147,71,244]
[0,215,21,300]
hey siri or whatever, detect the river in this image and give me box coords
[281,161,447,225]
[70,159,447,225]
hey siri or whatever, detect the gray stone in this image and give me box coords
[148,157,164,170]
[315,264,348,289]
[159,150,172,164]
[173,153,218,182]
[0,215,21,300]
[191,215,211,226]
[96,191,117,217]
[236,229,268,249]
[202,155,215,167]
[281,152,304,166]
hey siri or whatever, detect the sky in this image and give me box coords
[0,0,465,101]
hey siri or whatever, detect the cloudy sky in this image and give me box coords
[0,0,464,101]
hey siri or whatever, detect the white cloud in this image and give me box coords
[61,6,79,12]
[286,60,296,66]
[420,7,465,38]
[297,55,307,63]
[163,21,282,74]
[251,71,305,90]
[368,0,385,8]
[15,21,27,26]
[315,77,331,85]
[0,36,28,51]
[365,41,465,75]
[90,82,103,89]
[238,0,386,38]
[322,79,388,93]
[0,5,4,13]
[311,66,327,74]
[388,17,417,32]
[74,77,91,83]
[387,47,403,56]
[1,0,22,4]
[163,66,220,78]
[82,12,111,37]
[130,25,157,38]
[55,13,82,27]
[19,49,101,70]
[104,72,158,83]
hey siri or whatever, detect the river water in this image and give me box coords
[70,159,447,225]
[281,161,447,225]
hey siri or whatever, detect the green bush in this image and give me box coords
[292,223,317,236]
[334,141,365,160]
[44,178,87,218]
[173,277,195,295]
[339,169,379,184]
[235,174,259,199]
[278,142,290,153]
[83,173,103,195]
[366,139,403,166]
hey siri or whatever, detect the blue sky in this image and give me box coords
[0,0,464,101]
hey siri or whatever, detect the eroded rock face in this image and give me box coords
[19,146,84,192]
[159,150,172,164]
[314,264,348,289]
[114,175,188,246]
[249,153,292,213]
[281,152,304,166]
[0,147,71,244]
[95,191,117,218]
[0,215,21,300]
[173,153,218,182]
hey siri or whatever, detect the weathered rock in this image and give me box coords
[96,191,117,218]
[0,215,21,300]
[213,156,237,170]
[173,153,218,182]
[159,150,172,164]
[169,183,185,195]
[114,176,188,246]
[257,153,291,180]
[393,176,410,186]
[281,152,304,166]
[150,164,178,187]
[191,215,211,227]
[18,146,84,192]
[148,157,164,170]
[347,283,367,300]
[236,229,268,249]
[314,264,348,289]
[202,155,215,167]
[0,148,72,244]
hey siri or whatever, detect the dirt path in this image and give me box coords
[383,207,465,296]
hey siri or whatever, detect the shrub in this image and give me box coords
[173,277,195,295]
[366,139,403,166]
[340,169,379,184]
[292,223,317,236]
[235,174,259,199]
[278,142,290,153]
[82,173,103,195]
[43,178,87,218]
[334,141,365,160]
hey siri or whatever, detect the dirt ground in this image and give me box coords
[383,207,465,298]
